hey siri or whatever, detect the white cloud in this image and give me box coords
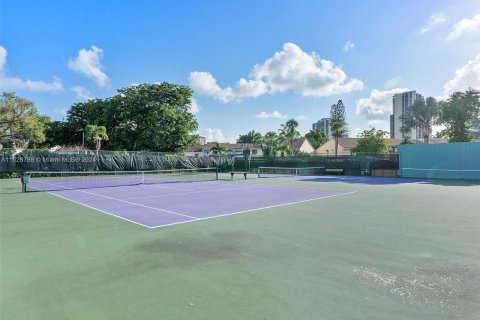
[251,43,364,96]
[68,45,109,87]
[204,128,236,143]
[421,12,446,34]
[353,127,363,137]
[71,86,93,101]
[189,42,363,102]
[356,88,409,120]
[255,110,286,119]
[447,14,480,40]
[295,115,307,120]
[188,98,200,113]
[0,46,6,73]
[343,41,355,51]
[188,72,267,102]
[0,46,63,92]
[53,108,68,117]
[443,54,480,96]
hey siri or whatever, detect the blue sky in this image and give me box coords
[1,0,480,142]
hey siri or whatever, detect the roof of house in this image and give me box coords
[324,137,448,149]
[293,138,312,149]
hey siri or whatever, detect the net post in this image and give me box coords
[141,171,145,184]
[257,167,260,178]
[215,166,219,180]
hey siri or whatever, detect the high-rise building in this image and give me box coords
[390,91,424,140]
[312,118,332,138]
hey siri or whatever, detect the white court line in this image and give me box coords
[27,183,152,228]
[148,191,357,229]
[127,182,336,200]
[33,181,198,220]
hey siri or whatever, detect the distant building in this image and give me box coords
[312,118,332,138]
[390,91,425,140]
[198,136,206,145]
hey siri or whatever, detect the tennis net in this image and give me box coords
[257,166,326,178]
[23,167,219,192]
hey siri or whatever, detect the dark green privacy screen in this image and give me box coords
[0,149,233,172]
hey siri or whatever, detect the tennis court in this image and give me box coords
[24,169,353,228]
[1,169,479,320]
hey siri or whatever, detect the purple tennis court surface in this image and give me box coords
[30,180,353,228]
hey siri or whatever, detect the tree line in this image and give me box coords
[0,83,199,152]
[235,100,349,156]
[0,84,479,154]
[230,89,480,155]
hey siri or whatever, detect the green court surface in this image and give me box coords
[1,177,479,319]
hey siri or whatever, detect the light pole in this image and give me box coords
[80,129,84,149]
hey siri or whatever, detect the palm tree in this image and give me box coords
[279,119,301,153]
[305,129,328,149]
[275,144,290,157]
[85,124,108,155]
[263,131,279,156]
[330,121,344,156]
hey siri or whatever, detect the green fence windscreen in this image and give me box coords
[398,142,480,180]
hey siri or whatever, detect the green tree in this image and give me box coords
[305,129,328,149]
[279,119,301,153]
[0,92,48,148]
[210,142,227,155]
[237,130,262,144]
[67,83,198,151]
[275,144,290,157]
[330,121,345,156]
[400,136,414,145]
[262,131,279,156]
[85,125,109,153]
[351,127,390,154]
[400,96,440,144]
[439,89,480,142]
[41,121,79,147]
[330,100,349,137]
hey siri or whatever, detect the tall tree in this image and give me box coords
[279,119,301,153]
[67,83,198,151]
[330,121,344,156]
[351,127,390,154]
[41,121,79,148]
[400,96,440,144]
[262,131,279,156]
[330,100,349,137]
[0,92,48,148]
[439,89,480,142]
[237,130,262,144]
[305,129,328,149]
[85,125,109,154]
